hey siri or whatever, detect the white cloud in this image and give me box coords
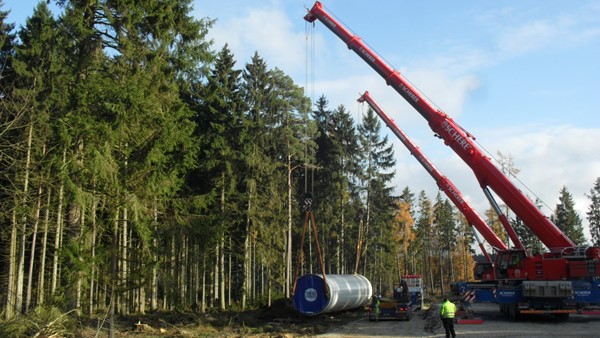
[495,7,600,59]
[403,68,480,119]
[207,6,306,72]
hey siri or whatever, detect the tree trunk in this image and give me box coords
[286,155,293,298]
[52,149,67,296]
[201,253,207,313]
[449,247,455,286]
[340,196,345,274]
[219,173,226,310]
[439,250,444,295]
[25,183,43,313]
[138,232,145,315]
[228,237,232,307]
[427,246,434,297]
[109,208,119,338]
[362,193,372,276]
[12,123,35,316]
[151,203,158,311]
[121,207,129,314]
[38,187,52,306]
[89,197,98,315]
[5,209,18,319]
[180,236,187,309]
[242,197,251,310]
[73,202,84,315]
[213,242,219,308]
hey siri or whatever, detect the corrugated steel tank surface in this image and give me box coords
[293,274,373,315]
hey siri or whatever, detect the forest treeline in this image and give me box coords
[1,0,600,324]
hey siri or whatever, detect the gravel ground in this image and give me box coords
[317,303,600,338]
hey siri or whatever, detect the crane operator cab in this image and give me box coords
[495,249,527,280]
[474,262,495,281]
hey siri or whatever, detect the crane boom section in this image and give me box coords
[358,91,507,252]
[305,2,575,250]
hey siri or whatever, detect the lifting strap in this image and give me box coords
[292,193,330,299]
[354,208,365,274]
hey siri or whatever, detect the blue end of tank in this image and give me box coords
[293,274,328,315]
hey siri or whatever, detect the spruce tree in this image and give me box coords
[357,106,396,283]
[551,186,586,245]
[240,52,279,308]
[0,0,15,94]
[586,178,600,246]
[434,194,458,290]
[415,190,433,295]
[399,186,416,217]
[192,44,247,310]
[11,2,70,315]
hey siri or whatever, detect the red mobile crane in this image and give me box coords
[306,2,600,319]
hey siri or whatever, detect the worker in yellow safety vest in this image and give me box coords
[440,298,456,338]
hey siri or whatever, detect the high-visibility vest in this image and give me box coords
[440,300,456,318]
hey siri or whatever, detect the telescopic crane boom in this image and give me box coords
[357,91,508,255]
[305,2,574,251]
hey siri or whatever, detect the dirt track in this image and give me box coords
[317,303,600,338]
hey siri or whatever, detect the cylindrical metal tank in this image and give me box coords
[293,274,372,315]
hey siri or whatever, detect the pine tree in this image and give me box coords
[586,178,600,246]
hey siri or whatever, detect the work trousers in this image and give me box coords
[442,317,455,338]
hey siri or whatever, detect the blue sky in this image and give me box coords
[5,0,600,246]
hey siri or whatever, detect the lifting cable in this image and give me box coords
[353,102,367,275]
[292,20,329,299]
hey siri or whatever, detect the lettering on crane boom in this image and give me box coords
[401,84,420,103]
[358,46,376,63]
[418,155,434,174]
[444,182,466,206]
[323,16,337,29]
[442,121,472,152]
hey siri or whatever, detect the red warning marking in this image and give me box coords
[457,318,484,324]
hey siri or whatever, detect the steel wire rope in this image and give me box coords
[293,20,329,299]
